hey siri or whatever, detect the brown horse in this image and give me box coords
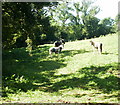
[90,40,102,54]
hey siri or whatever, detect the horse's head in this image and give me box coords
[90,40,94,45]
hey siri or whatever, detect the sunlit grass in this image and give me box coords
[2,33,119,103]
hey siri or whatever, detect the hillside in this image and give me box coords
[2,33,119,103]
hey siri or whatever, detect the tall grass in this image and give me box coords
[2,33,119,103]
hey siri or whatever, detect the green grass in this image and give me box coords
[2,33,119,103]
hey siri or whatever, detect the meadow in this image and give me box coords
[2,33,119,103]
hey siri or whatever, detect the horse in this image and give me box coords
[90,40,102,54]
[49,44,64,56]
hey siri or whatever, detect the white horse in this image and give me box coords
[90,40,102,54]
[49,44,64,56]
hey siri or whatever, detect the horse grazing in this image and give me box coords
[90,40,102,54]
[54,39,65,47]
[49,44,64,56]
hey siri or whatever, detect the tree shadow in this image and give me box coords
[102,52,115,55]
[2,47,67,97]
[46,63,119,93]
[78,63,119,93]
[32,45,51,59]
[61,49,90,57]
[2,46,119,97]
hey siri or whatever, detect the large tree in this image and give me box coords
[2,2,57,50]
[98,17,115,35]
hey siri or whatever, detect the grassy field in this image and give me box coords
[2,33,119,103]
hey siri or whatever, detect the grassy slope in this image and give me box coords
[2,33,119,103]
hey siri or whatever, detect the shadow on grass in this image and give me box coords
[2,47,90,97]
[61,49,90,57]
[2,46,66,97]
[46,63,119,93]
[102,52,115,55]
[2,46,119,97]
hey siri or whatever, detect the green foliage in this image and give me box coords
[99,17,116,35]
[40,34,46,40]
[25,37,32,55]
[48,0,117,41]
[2,2,57,50]
[2,1,117,50]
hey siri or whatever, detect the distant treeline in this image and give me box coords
[2,1,119,50]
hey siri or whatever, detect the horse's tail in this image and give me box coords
[100,43,102,53]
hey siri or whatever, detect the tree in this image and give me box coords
[2,2,58,50]
[98,17,115,35]
[63,0,101,40]
[80,0,100,39]
[48,2,71,39]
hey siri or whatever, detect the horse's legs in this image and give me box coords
[98,44,102,54]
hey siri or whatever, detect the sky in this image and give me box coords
[67,0,119,19]
[93,0,119,19]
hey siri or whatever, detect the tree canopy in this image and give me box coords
[2,1,117,50]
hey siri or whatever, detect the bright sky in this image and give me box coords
[93,0,119,19]
[67,0,119,19]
